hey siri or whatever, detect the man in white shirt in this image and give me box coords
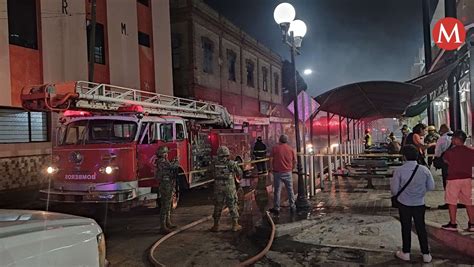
[434,124,452,209]
[434,124,452,158]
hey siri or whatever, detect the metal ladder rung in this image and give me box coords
[73,81,232,126]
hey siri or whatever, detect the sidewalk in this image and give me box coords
[310,168,474,258]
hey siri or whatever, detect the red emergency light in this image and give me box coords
[118,105,144,113]
[63,110,91,117]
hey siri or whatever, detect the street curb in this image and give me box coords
[425,220,474,257]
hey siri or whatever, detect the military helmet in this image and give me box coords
[427,125,436,131]
[156,146,169,156]
[217,146,230,157]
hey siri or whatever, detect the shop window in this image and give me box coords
[138,31,151,47]
[7,0,38,49]
[246,60,255,87]
[227,49,237,81]
[262,67,268,92]
[86,22,106,65]
[0,108,48,143]
[137,0,149,6]
[201,37,214,74]
[274,73,279,95]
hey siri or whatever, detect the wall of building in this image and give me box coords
[42,0,88,83]
[0,0,174,192]
[170,0,283,121]
[106,0,140,89]
[86,0,110,84]
[0,0,11,107]
[427,0,473,144]
[170,21,191,97]
[137,0,155,92]
[193,22,221,91]
[152,0,174,96]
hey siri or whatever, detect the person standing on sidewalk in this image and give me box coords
[252,136,267,174]
[401,125,410,146]
[433,124,452,209]
[269,134,296,215]
[404,123,434,166]
[441,130,474,232]
[424,125,439,168]
[391,145,435,263]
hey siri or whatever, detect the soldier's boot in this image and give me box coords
[231,219,242,232]
[166,217,177,229]
[160,218,172,234]
[160,225,172,234]
[210,219,219,232]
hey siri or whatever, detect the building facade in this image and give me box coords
[170,0,292,145]
[410,0,473,144]
[431,0,472,142]
[0,0,173,193]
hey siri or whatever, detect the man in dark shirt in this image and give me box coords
[252,136,267,174]
[441,130,474,232]
[401,125,410,146]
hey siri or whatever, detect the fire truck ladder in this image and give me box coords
[22,81,233,127]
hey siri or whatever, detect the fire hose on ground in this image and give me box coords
[148,210,275,267]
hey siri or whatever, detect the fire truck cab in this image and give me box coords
[21,81,250,210]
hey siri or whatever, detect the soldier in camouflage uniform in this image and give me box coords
[155,146,180,234]
[209,146,243,232]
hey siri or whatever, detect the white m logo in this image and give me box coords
[437,23,462,43]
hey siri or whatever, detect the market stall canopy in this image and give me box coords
[404,97,429,117]
[314,58,462,120]
[314,81,421,120]
[408,58,459,101]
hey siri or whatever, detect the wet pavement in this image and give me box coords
[2,170,474,266]
[256,170,474,266]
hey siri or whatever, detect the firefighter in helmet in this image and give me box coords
[155,146,180,234]
[209,146,243,232]
[252,136,267,174]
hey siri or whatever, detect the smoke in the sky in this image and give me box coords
[204,0,424,97]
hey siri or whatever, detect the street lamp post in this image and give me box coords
[274,3,311,212]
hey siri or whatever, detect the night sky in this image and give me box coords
[204,0,424,97]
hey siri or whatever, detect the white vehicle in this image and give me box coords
[0,210,106,267]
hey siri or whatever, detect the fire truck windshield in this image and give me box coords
[61,119,137,145]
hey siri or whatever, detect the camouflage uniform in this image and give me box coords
[155,146,179,234]
[209,146,243,232]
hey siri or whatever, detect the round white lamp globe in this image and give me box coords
[289,19,307,37]
[273,3,296,24]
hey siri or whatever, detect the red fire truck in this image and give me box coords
[21,81,251,210]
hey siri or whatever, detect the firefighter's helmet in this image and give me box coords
[217,146,230,157]
[427,125,436,131]
[156,146,169,156]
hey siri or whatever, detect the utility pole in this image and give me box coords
[88,0,97,82]
[469,29,474,141]
[290,32,310,212]
[422,0,434,125]
[445,0,461,130]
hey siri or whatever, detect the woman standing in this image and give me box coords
[404,123,434,165]
[391,145,435,263]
